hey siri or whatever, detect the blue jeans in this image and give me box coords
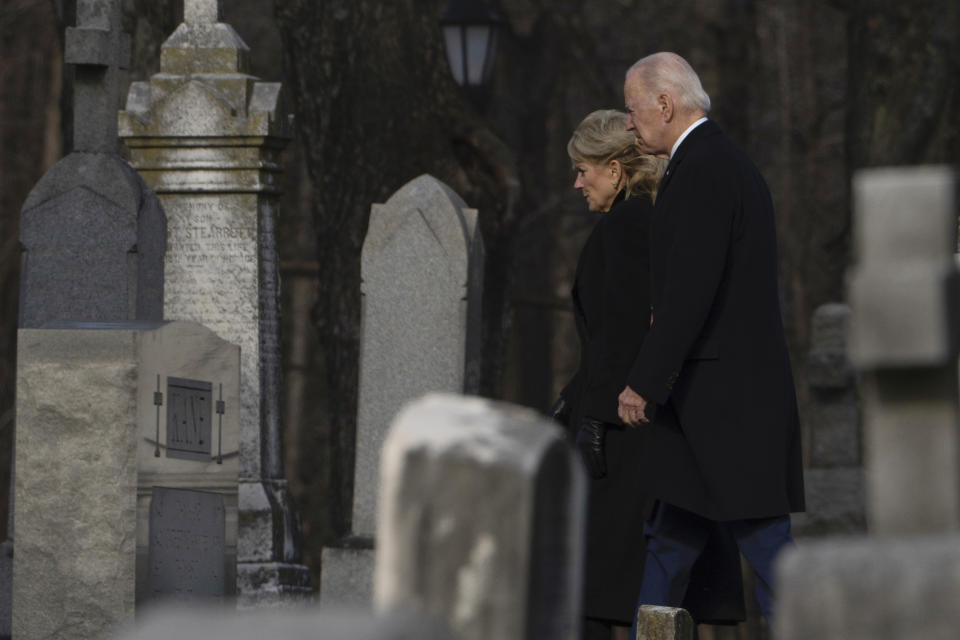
[631,502,793,634]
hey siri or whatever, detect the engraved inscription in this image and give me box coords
[166,377,212,461]
[163,195,259,345]
[166,198,257,267]
[148,487,225,600]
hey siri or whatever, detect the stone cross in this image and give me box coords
[64,0,131,152]
[847,165,960,534]
[374,394,585,640]
[775,166,960,639]
[184,0,222,23]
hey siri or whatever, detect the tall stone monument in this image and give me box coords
[4,1,165,635]
[118,0,308,604]
[321,175,485,606]
[776,166,960,639]
[374,394,584,640]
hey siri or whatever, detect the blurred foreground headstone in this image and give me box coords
[374,394,584,640]
[113,605,454,640]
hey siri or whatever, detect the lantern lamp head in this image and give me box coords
[439,0,504,88]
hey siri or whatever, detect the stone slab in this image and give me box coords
[634,605,694,640]
[14,328,141,640]
[115,605,454,640]
[147,487,225,601]
[776,534,960,640]
[319,547,374,609]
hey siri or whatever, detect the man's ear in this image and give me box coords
[659,93,675,123]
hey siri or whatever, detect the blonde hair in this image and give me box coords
[567,109,667,200]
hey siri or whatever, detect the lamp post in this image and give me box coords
[439,0,504,101]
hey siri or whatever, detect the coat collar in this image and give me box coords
[658,119,721,199]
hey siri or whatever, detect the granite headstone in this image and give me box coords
[321,175,484,607]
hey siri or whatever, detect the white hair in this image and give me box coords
[627,52,711,115]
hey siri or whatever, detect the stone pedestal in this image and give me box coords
[13,322,239,639]
[118,0,308,605]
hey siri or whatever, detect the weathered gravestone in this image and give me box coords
[118,0,308,604]
[791,303,865,536]
[776,166,960,639]
[13,322,240,640]
[4,2,166,636]
[374,394,583,640]
[320,176,484,606]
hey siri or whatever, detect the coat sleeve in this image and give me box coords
[627,159,736,405]
[580,197,652,424]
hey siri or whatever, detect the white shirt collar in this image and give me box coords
[670,117,708,158]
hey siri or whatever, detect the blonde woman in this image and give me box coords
[552,109,664,639]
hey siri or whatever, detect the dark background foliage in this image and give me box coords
[0,1,958,634]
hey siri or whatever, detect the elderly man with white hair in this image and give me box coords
[617,52,806,628]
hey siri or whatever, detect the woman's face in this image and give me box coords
[573,160,620,212]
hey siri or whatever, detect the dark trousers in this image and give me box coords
[631,501,793,634]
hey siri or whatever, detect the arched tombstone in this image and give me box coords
[321,175,484,607]
[19,155,165,327]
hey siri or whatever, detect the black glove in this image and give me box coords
[548,396,572,427]
[576,417,607,479]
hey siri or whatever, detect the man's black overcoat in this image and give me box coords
[627,120,806,522]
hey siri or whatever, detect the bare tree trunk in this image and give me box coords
[845,0,960,168]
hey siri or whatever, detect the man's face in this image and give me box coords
[624,73,665,155]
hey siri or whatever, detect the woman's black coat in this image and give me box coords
[560,192,654,624]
